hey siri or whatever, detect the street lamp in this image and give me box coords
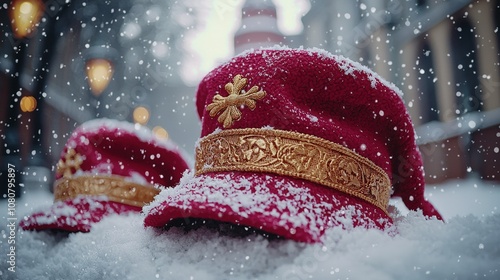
[83,46,117,118]
[20,95,37,112]
[85,58,114,97]
[84,47,117,96]
[9,0,44,39]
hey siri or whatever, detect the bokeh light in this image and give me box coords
[152,126,169,140]
[20,96,37,112]
[133,106,150,125]
[9,0,44,38]
[85,58,114,96]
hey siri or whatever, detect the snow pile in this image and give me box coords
[1,177,499,279]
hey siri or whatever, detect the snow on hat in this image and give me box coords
[144,47,443,243]
[21,118,190,232]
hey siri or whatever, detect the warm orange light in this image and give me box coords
[85,58,114,96]
[20,96,37,112]
[9,0,44,38]
[152,126,169,140]
[133,106,150,125]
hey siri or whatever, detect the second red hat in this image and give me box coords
[21,118,191,232]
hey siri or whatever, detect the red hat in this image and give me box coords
[21,118,190,232]
[144,47,443,243]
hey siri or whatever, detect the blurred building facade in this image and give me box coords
[234,0,500,183]
[300,0,500,183]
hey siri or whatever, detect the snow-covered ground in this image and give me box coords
[1,175,499,279]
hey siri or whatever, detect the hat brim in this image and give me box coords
[20,196,140,232]
[144,171,393,243]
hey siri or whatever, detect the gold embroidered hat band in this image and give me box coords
[54,175,160,208]
[195,128,391,213]
[53,146,160,207]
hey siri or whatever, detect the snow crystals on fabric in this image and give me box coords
[74,118,193,167]
[145,171,329,237]
[145,170,392,242]
[233,45,405,99]
[21,196,109,228]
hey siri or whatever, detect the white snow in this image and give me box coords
[306,114,318,123]
[1,175,499,279]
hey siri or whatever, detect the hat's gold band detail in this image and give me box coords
[54,175,160,207]
[195,128,391,213]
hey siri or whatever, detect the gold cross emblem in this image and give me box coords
[206,74,266,128]
[56,148,83,177]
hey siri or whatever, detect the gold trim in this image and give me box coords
[206,74,266,128]
[195,128,391,213]
[54,175,160,207]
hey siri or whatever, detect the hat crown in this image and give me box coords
[197,48,409,178]
[196,48,441,218]
[57,119,189,187]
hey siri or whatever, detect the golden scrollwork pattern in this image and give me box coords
[206,74,266,128]
[195,128,391,213]
[54,175,160,207]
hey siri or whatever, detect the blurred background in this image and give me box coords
[1,0,499,197]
